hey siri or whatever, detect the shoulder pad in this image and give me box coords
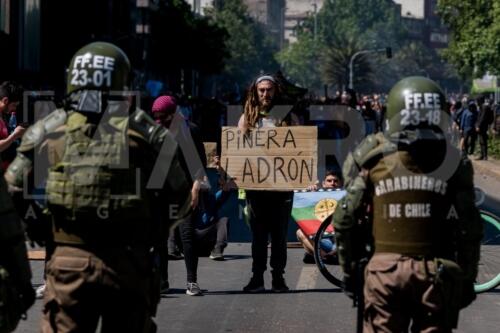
[66,111,87,130]
[353,133,396,168]
[129,109,177,153]
[342,153,358,187]
[18,108,67,153]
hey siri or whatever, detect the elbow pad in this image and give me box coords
[5,154,33,188]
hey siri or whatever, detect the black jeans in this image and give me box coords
[162,216,228,284]
[179,215,198,283]
[160,215,199,284]
[477,129,488,158]
[463,131,477,155]
[246,191,293,277]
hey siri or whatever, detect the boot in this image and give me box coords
[243,274,265,293]
[480,142,488,160]
[271,272,289,293]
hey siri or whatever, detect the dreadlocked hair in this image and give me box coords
[243,83,261,128]
[243,78,282,129]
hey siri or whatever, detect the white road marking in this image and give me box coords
[295,266,319,290]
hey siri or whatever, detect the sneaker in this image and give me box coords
[209,247,224,261]
[160,280,170,295]
[271,276,289,293]
[243,276,265,293]
[302,253,315,264]
[35,284,46,299]
[167,251,184,260]
[186,282,203,296]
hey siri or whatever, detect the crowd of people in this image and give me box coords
[449,96,496,160]
[0,40,494,333]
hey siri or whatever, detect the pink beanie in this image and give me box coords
[152,95,177,113]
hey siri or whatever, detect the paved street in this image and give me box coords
[3,0,500,332]
[14,166,500,333]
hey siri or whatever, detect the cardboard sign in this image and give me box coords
[221,126,317,190]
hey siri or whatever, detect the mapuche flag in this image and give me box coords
[292,190,346,237]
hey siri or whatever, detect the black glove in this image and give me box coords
[342,274,355,300]
[460,280,476,309]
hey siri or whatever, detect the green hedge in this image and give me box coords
[488,133,500,159]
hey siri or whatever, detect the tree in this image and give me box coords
[277,0,405,93]
[275,34,322,90]
[148,0,228,77]
[316,0,404,91]
[437,0,500,78]
[205,0,279,90]
[320,32,373,91]
[315,0,403,47]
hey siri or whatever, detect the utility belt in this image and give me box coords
[52,218,153,248]
[374,242,434,256]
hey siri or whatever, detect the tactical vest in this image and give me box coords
[45,112,152,234]
[370,150,454,256]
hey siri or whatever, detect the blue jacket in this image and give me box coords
[193,169,231,229]
[460,108,478,133]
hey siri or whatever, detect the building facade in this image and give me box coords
[242,0,286,48]
[393,0,449,49]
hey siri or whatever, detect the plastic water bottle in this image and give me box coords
[8,111,21,145]
[8,111,17,134]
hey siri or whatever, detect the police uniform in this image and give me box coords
[5,42,192,332]
[0,158,34,332]
[334,77,482,332]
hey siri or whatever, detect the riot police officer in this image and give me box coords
[0,168,34,332]
[334,76,482,332]
[5,42,192,332]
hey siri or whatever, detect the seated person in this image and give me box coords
[306,169,343,191]
[194,156,233,260]
[296,170,343,264]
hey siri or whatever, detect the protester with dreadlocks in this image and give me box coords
[238,74,298,293]
[238,75,298,131]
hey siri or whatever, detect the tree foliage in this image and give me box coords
[320,33,373,89]
[148,0,228,76]
[437,0,500,78]
[315,0,403,47]
[275,34,322,89]
[278,0,405,93]
[205,0,279,90]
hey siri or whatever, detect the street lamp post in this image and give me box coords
[348,50,370,90]
[280,5,285,49]
[348,47,392,90]
[312,2,317,40]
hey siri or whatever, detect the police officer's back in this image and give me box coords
[5,42,192,332]
[334,76,482,332]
